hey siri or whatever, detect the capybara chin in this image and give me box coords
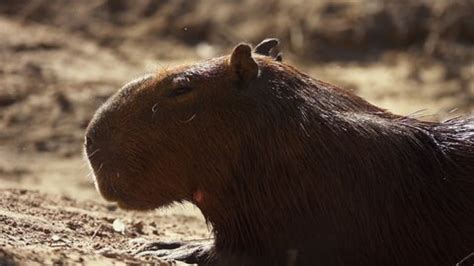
[84,39,474,265]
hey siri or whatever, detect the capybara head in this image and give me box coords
[84,43,282,210]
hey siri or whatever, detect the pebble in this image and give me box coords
[112,219,126,234]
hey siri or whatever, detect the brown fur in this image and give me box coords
[85,42,474,265]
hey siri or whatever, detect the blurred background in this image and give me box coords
[0,0,473,220]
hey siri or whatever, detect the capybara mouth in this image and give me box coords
[91,170,161,211]
[91,173,122,202]
[115,199,156,211]
[83,147,124,203]
[84,149,159,210]
[106,188,160,211]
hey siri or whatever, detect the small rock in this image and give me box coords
[51,234,61,242]
[112,219,126,234]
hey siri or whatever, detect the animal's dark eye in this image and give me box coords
[168,87,192,97]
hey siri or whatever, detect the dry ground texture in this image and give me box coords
[0,0,473,265]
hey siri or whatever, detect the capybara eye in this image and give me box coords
[168,87,192,97]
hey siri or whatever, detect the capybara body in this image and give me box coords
[85,41,474,265]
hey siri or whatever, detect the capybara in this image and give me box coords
[84,39,474,266]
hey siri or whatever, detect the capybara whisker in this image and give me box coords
[179,113,196,123]
[87,148,100,159]
[95,162,104,176]
[86,171,94,178]
[151,103,159,113]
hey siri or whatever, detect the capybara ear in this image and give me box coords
[254,38,279,56]
[254,38,283,61]
[229,43,259,85]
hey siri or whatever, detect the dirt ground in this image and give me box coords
[0,1,473,265]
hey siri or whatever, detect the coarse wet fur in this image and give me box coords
[84,40,474,265]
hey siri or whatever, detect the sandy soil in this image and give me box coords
[0,189,210,265]
[0,1,472,265]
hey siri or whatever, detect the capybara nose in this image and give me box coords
[85,136,92,148]
[84,135,94,151]
[84,132,101,156]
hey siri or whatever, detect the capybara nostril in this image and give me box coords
[84,136,93,149]
[84,133,99,156]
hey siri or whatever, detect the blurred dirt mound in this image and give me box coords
[0,0,472,61]
[0,15,144,155]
